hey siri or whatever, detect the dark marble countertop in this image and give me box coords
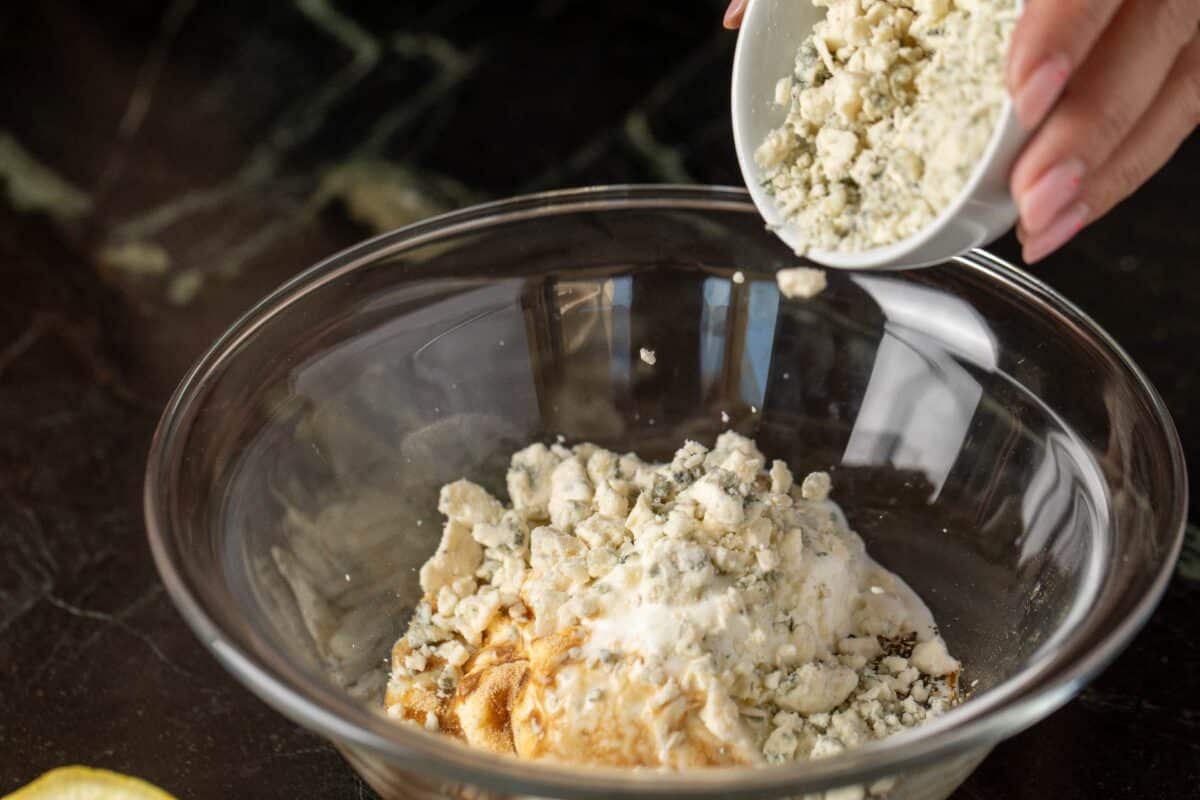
[1,2,1196,797]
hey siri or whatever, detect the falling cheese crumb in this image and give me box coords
[776,267,828,300]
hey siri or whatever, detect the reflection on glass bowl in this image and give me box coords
[145,186,1186,800]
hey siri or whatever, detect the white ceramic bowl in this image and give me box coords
[732,0,1027,270]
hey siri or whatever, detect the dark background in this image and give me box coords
[0,1,1196,797]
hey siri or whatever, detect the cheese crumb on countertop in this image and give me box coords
[757,0,1017,254]
[386,433,963,768]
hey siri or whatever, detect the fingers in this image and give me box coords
[1019,203,1090,264]
[1012,0,1200,235]
[1023,36,1200,263]
[724,0,747,30]
[1007,0,1122,127]
[1083,36,1200,223]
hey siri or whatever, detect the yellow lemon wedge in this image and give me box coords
[3,767,176,800]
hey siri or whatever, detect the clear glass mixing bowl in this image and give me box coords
[144,186,1186,800]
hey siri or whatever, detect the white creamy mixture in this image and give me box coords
[386,433,961,767]
[756,0,1017,253]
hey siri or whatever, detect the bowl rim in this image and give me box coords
[144,184,1187,798]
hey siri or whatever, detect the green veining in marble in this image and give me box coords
[113,0,382,246]
[104,0,485,309]
[358,33,479,154]
[213,218,300,280]
[166,269,205,306]
[624,112,692,183]
[314,159,473,233]
[116,0,199,140]
[0,131,92,222]
[284,0,382,153]
[1178,524,1200,582]
[97,240,172,276]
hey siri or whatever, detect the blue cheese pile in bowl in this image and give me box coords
[756,0,1018,254]
[385,433,962,768]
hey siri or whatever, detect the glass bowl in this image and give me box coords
[144,185,1186,800]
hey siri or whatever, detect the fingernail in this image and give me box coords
[1023,202,1089,264]
[724,0,748,29]
[1014,53,1070,131]
[1019,158,1085,235]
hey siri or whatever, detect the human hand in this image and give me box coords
[722,1,1200,264]
[1007,1,1198,262]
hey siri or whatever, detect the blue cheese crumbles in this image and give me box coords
[756,0,1018,254]
[385,433,962,768]
[777,266,829,300]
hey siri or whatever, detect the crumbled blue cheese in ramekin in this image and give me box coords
[756,0,1017,254]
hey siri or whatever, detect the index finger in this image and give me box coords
[1007,0,1123,94]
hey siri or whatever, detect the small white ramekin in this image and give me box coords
[732,0,1027,270]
